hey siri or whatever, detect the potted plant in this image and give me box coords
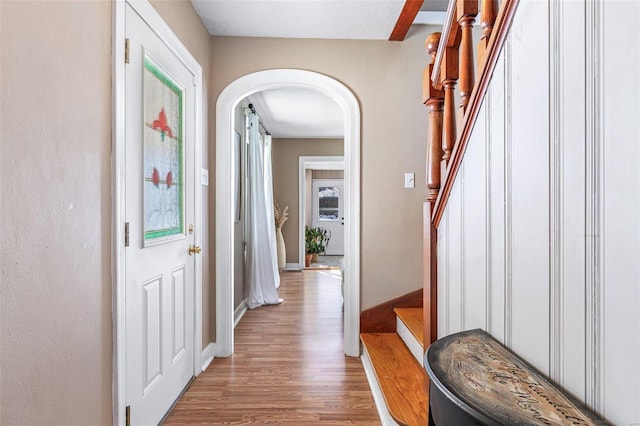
[305,226,331,267]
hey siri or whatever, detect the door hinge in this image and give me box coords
[125,405,131,426]
[124,38,130,64]
[124,222,130,247]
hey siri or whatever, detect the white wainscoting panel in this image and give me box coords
[487,52,506,344]
[434,1,639,422]
[600,0,640,422]
[461,99,488,332]
[446,169,463,335]
[506,0,550,374]
[584,0,603,413]
[549,0,587,400]
[437,212,448,338]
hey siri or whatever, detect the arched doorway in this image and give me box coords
[215,69,361,357]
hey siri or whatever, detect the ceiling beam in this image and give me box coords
[389,0,425,41]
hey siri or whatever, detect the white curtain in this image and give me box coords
[246,111,281,309]
[262,133,281,289]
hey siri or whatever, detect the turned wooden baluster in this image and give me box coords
[457,0,478,112]
[440,43,459,164]
[477,0,497,76]
[424,33,445,202]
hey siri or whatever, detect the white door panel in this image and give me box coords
[125,4,196,424]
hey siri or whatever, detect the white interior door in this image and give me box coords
[125,4,197,424]
[312,179,344,256]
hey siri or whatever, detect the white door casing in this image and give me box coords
[311,179,344,256]
[113,1,203,424]
[216,70,360,358]
[298,157,344,270]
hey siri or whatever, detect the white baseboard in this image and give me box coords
[234,299,248,328]
[201,342,215,372]
[361,347,399,426]
[284,262,301,271]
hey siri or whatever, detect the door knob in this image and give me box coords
[188,245,201,255]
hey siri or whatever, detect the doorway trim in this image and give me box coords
[216,69,361,357]
[113,1,204,424]
[299,157,345,267]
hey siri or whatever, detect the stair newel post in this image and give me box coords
[457,0,478,112]
[477,0,497,75]
[440,43,459,165]
[425,33,445,203]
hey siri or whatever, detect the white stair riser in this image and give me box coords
[396,316,424,367]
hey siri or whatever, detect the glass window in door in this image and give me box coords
[318,186,339,221]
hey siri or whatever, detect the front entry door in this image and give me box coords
[312,179,344,256]
[125,4,197,424]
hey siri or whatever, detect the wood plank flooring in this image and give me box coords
[163,269,380,425]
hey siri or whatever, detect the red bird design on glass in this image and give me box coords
[153,108,173,141]
[151,167,173,188]
[152,167,160,187]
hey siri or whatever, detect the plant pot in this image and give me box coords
[311,253,319,263]
[305,253,313,268]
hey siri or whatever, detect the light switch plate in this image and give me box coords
[404,172,415,189]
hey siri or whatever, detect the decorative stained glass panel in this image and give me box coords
[143,55,184,243]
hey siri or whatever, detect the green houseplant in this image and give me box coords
[304,226,331,267]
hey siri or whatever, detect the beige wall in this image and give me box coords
[0,0,211,424]
[0,2,112,424]
[211,29,436,308]
[312,170,344,179]
[271,138,343,263]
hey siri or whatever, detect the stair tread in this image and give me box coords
[361,333,429,426]
[394,307,424,347]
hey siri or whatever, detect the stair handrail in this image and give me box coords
[425,0,519,227]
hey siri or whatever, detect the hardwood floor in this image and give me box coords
[164,269,380,425]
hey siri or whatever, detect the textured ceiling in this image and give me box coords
[191,0,407,40]
[191,0,447,138]
[248,88,344,139]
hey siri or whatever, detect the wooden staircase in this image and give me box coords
[360,308,429,426]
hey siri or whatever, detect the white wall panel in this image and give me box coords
[549,0,587,400]
[446,170,463,335]
[506,0,550,373]
[461,99,488,331]
[437,212,448,339]
[600,1,640,422]
[487,53,506,344]
[434,1,639,422]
